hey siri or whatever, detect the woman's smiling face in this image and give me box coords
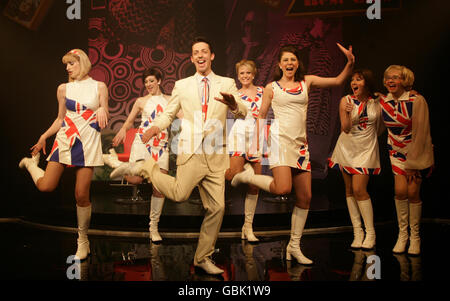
[384,69,405,95]
[278,51,299,79]
[350,73,367,97]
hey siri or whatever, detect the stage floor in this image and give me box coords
[1,221,448,282]
[6,170,447,284]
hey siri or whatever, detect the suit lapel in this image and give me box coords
[187,76,202,112]
[206,75,221,121]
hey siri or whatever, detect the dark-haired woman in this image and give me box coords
[104,68,181,242]
[329,69,383,250]
[231,44,355,264]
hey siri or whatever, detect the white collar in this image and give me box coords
[386,91,410,102]
[195,71,215,83]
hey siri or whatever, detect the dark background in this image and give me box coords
[1,0,449,220]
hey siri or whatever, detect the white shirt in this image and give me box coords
[195,71,214,104]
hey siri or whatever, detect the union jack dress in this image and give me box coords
[47,78,103,167]
[227,86,263,163]
[268,81,310,171]
[129,95,169,170]
[380,92,427,176]
[329,95,382,175]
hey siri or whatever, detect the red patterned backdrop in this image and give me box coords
[88,0,345,178]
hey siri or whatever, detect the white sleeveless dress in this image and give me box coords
[268,81,310,171]
[47,77,103,167]
[329,95,381,175]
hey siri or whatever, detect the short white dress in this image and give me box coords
[47,77,103,167]
[129,95,169,171]
[329,95,381,175]
[268,81,310,171]
[227,86,263,162]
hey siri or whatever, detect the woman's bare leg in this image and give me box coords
[225,156,245,181]
[36,161,65,192]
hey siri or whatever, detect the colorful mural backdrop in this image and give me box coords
[88,0,345,179]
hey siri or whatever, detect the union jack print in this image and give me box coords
[137,103,168,163]
[66,98,100,132]
[381,96,414,148]
[350,96,371,131]
[296,144,311,171]
[275,81,304,95]
[48,97,101,166]
[240,86,263,118]
[381,95,416,175]
[328,158,381,175]
[229,151,261,163]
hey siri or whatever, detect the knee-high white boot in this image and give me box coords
[241,193,259,242]
[393,198,409,253]
[110,161,144,180]
[149,196,165,242]
[75,205,91,260]
[19,153,44,185]
[110,162,130,179]
[358,199,376,249]
[231,163,273,192]
[286,207,313,265]
[102,149,123,169]
[346,196,364,249]
[408,202,422,255]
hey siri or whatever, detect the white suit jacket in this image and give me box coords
[152,73,247,172]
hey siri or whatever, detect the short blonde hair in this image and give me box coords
[235,59,257,76]
[62,49,92,82]
[383,65,415,91]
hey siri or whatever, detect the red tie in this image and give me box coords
[201,77,209,121]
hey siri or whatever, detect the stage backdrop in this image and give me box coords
[88,0,345,180]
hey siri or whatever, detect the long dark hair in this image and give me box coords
[273,45,305,82]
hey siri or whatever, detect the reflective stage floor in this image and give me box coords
[1,221,449,282]
[3,171,449,288]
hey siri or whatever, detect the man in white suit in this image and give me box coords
[139,37,247,275]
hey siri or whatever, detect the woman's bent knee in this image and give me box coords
[273,185,291,195]
[37,180,57,193]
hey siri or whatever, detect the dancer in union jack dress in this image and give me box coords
[225,60,264,242]
[232,44,355,264]
[104,68,182,242]
[381,65,434,256]
[329,69,383,250]
[19,49,109,260]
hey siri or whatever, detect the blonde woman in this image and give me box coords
[19,49,109,260]
[232,44,355,264]
[380,65,434,255]
[226,60,264,242]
